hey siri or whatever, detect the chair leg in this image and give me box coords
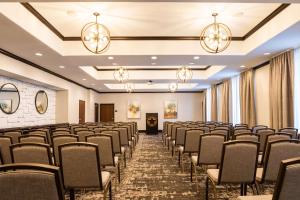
[69,189,75,200]
[244,184,247,196]
[118,163,121,183]
[172,145,174,157]
[190,161,193,182]
[255,182,261,195]
[109,181,112,200]
[206,177,209,200]
[178,151,181,166]
[240,184,244,196]
[124,152,127,168]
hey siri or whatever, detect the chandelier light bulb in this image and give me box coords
[114,67,129,83]
[169,83,178,92]
[125,83,134,93]
[177,66,193,83]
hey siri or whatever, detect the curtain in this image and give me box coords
[294,48,300,129]
[240,69,256,127]
[231,75,240,125]
[270,50,294,130]
[217,84,222,122]
[211,85,218,121]
[221,81,230,122]
[206,88,211,121]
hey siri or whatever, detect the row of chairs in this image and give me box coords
[162,121,300,199]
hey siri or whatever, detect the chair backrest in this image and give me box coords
[198,134,225,165]
[167,123,173,137]
[218,141,259,184]
[86,134,115,166]
[235,133,259,142]
[183,129,204,153]
[262,140,300,182]
[235,124,248,128]
[262,133,292,159]
[19,134,47,144]
[279,128,298,139]
[101,130,121,154]
[74,127,89,134]
[0,136,12,164]
[234,128,252,135]
[94,127,107,133]
[252,125,268,133]
[0,163,64,200]
[76,130,94,142]
[52,134,79,165]
[198,126,210,133]
[257,128,275,152]
[52,130,71,136]
[175,127,186,146]
[29,130,49,143]
[10,143,52,165]
[113,127,129,146]
[59,142,103,190]
[211,129,228,140]
[3,131,21,144]
[171,125,181,140]
[272,157,300,200]
[54,127,70,132]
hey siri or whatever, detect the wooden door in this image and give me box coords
[100,104,114,122]
[79,100,85,123]
[94,103,99,122]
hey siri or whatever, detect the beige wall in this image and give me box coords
[0,53,98,124]
[254,65,271,126]
[98,92,204,130]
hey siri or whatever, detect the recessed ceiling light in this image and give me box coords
[108,56,114,60]
[240,65,246,68]
[59,65,65,69]
[82,78,86,81]
[193,56,200,60]
[151,56,157,60]
[189,62,195,65]
[264,52,271,55]
[35,52,43,56]
[112,63,117,66]
[151,62,156,65]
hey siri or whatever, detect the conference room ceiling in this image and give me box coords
[0,1,300,92]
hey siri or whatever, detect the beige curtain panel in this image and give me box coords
[270,50,294,130]
[221,81,230,123]
[211,85,218,121]
[240,69,256,127]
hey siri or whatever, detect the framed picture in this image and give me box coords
[164,100,177,119]
[0,99,12,113]
[127,101,141,119]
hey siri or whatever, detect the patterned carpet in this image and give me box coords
[67,133,273,200]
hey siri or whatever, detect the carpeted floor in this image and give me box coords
[67,133,273,200]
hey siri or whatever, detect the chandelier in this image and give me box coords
[176,66,193,83]
[200,13,231,54]
[114,67,129,83]
[81,12,110,54]
[125,83,134,93]
[169,83,178,93]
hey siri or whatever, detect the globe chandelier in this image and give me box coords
[169,83,178,93]
[114,67,129,83]
[81,12,110,54]
[125,83,134,93]
[176,66,193,83]
[200,13,232,54]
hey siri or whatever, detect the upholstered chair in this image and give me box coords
[54,127,70,132]
[238,157,300,200]
[169,125,181,156]
[278,127,298,139]
[211,129,229,141]
[206,141,259,199]
[252,125,268,133]
[0,163,64,200]
[256,140,300,185]
[75,130,94,142]
[10,143,53,165]
[172,127,187,157]
[0,136,12,164]
[257,128,275,152]
[191,134,225,183]
[52,130,71,136]
[19,134,47,144]
[59,142,112,200]
[3,131,22,144]
[235,124,249,129]
[94,127,108,133]
[235,133,259,142]
[113,127,132,160]
[179,129,204,171]
[29,130,49,143]
[86,134,121,183]
[234,128,252,135]
[52,134,78,166]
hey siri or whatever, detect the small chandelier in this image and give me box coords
[169,83,178,93]
[81,12,110,54]
[125,83,134,93]
[200,13,231,54]
[114,67,129,83]
[177,66,193,83]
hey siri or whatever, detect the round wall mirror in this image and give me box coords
[0,83,20,114]
[35,90,48,114]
